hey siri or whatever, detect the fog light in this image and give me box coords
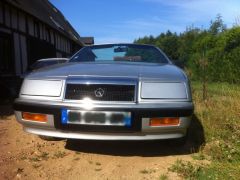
[22,112,47,122]
[149,117,179,126]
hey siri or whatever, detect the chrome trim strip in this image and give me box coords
[66,77,137,85]
[15,98,193,110]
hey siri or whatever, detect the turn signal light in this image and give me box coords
[149,117,179,126]
[22,112,47,122]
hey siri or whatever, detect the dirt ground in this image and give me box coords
[0,105,199,180]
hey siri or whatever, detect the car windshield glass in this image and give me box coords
[70,44,169,64]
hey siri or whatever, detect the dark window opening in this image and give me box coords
[33,21,39,38]
[46,28,50,42]
[27,36,56,66]
[0,33,14,75]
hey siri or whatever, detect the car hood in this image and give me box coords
[26,62,186,81]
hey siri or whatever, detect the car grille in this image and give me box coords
[65,84,136,102]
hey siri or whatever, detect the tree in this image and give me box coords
[209,14,226,35]
[134,15,240,84]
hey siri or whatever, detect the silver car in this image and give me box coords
[28,58,69,71]
[14,44,193,142]
[21,58,69,79]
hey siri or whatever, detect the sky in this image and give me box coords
[50,0,240,44]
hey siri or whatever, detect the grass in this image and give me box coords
[88,160,93,164]
[32,164,41,169]
[17,168,24,173]
[140,169,156,174]
[169,82,240,179]
[73,157,80,161]
[159,174,168,180]
[29,157,41,162]
[53,151,66,158]
[140,169,149,174]
[170,160,240,179]
[20,156,27,161]
[95,168,102,171]
[95,162,101,166]
[29,152,49,162]
[39,152,49,160]
[169,159,203,179]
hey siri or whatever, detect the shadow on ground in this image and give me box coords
[0,78,20,117]
[0,102,14,117]
[65,114,205,157]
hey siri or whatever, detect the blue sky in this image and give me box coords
[50,0,240,44]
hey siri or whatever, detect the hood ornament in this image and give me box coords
[94,88,104,98]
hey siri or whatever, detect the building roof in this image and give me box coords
[5,0,84,46]
[80,37,94,45]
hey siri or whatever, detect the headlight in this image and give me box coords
[141,82,187,99]
[21,79,63,97]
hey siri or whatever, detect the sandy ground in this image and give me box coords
[0,105,196,180]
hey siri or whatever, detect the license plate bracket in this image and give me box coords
[61,109,132,127]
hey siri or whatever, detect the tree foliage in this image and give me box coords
[134,15,240,83]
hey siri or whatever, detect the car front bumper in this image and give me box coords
[14,99,193,140]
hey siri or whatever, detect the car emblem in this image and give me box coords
[94,88,104,98]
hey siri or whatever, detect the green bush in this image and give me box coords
[134,16,240,83]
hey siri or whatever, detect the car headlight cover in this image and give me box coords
[21,79,63,97]
[141,82,187,99]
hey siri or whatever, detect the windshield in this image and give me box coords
[70,44,169,64]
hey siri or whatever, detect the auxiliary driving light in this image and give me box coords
[22,112,47,122]
[149,117,180,126]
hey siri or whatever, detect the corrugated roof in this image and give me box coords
[5,0,84,46]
